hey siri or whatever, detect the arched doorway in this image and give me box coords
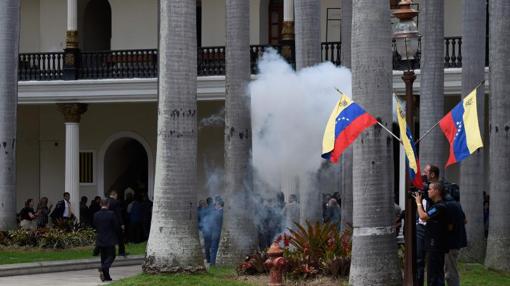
[83,0,112,51]
[98,132,154,201]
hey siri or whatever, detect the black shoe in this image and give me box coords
[119,252,129,257]
[98,269,105,282]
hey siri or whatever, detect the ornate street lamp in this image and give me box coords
[392,1,419,286]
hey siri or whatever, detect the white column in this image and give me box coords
[284,0,294,21]
[67,0,78,31]
[65,122,80,221]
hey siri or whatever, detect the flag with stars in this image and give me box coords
[322,92,377,163]
[396,100,423,189]
[439,87,484,167]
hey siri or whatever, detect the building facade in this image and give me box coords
[16,0,483,213]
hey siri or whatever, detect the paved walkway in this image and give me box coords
[0,265,141,286]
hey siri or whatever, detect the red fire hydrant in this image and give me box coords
[264,242,287,286]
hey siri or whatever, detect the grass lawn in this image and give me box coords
[460,263,510,286]
[110,263,510,286]
[110,267,254,286]
[0,242,146,265]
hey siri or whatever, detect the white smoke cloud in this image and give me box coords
[250,49,352,193]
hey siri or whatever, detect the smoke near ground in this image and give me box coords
[250,49,352,198]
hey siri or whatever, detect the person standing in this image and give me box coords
[283,194,300,231]
[51,192,74,224]
[444,192,467,286]
[209,199,224,265]
[19,199,37,230]
[93,199,121,282]
[107,190,126,256]
[80,196,91,227]
[415,182,449,286]
[36,197,52,228]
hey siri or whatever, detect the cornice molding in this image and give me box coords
[18,68,489,104]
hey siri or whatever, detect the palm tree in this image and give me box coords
[485,0,510,272]
[216,0,257,265]
[294,0,321,70]
[459,0,486,263]
[419,0,446,172]
[0,0,20,231]
[294,0,322,223]
[340,0,353,232]
[349,1,401,285]
[143,0,204,273]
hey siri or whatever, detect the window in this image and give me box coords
[80,151,95,185]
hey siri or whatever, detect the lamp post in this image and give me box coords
[393,1,420,286]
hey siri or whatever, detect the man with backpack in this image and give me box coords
[444,188,467,286]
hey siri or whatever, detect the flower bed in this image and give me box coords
[0,227,95,249]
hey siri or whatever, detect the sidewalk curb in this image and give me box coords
[0,255,144,277]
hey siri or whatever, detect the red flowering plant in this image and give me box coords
[236,250,269,275]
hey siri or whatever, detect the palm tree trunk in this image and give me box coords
[349,1,401,285]
[216,0,257,265]
[340,0,353,232]
[294,0,322,223]
[459,0,487,263]
[485,0,510,272]
[294,0,321,70]
[419,0,446,173]
[143,0,204,273]
[0,0,20,231]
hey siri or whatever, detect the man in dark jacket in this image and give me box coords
[107,190,126,256]
[93,199,121,282]
[444,193,467,286]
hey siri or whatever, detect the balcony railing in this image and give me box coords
[18,37,466,81]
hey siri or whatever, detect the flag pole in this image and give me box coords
[334,87,402,143]
[376,121,402,143]
[415,80,485,144]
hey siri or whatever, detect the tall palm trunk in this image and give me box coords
[349,1,401,285]
[294,0,320,70]
[419,0,446,172]
[143,0,204,273]
[340,0,353,232]
[0,0,20,231]
[217,0,257,265]
[294,0,322,223]
[485,0,510,272]
[459,0,486,263]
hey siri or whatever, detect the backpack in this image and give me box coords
[443,181,460,202]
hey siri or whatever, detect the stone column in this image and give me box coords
[281,0,295,62]
[58,103,87,222]
[64,0,80,80]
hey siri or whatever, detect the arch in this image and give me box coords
[97,131,154,200]
[83,0,112,51]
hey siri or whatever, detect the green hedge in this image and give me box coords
[0,228,95,249]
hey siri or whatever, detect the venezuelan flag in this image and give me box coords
[439,88,484,167]
[396,101,424,189]
[322,93,377,163]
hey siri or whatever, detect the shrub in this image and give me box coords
[237,222,352,280]
[5,227,95,249]
[237,251,269,275]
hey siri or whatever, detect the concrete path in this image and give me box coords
[0,265,141,286]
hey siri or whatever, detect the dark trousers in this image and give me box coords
[427,250,446,286]
[210,232,220,265]
[118,239,125,255]
[99,246,116,280]
[203,232,212,263]
[416,224,426,286]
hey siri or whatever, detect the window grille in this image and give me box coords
[79,151,94,184]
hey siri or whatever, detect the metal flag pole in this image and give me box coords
[415,80,486,145]
[334,87,402,144]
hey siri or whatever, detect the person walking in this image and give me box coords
[51,192,74,225]
[415,182,449,286]
[93,198,121,282]
[209,199,224,265]
[107,190,126,256]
